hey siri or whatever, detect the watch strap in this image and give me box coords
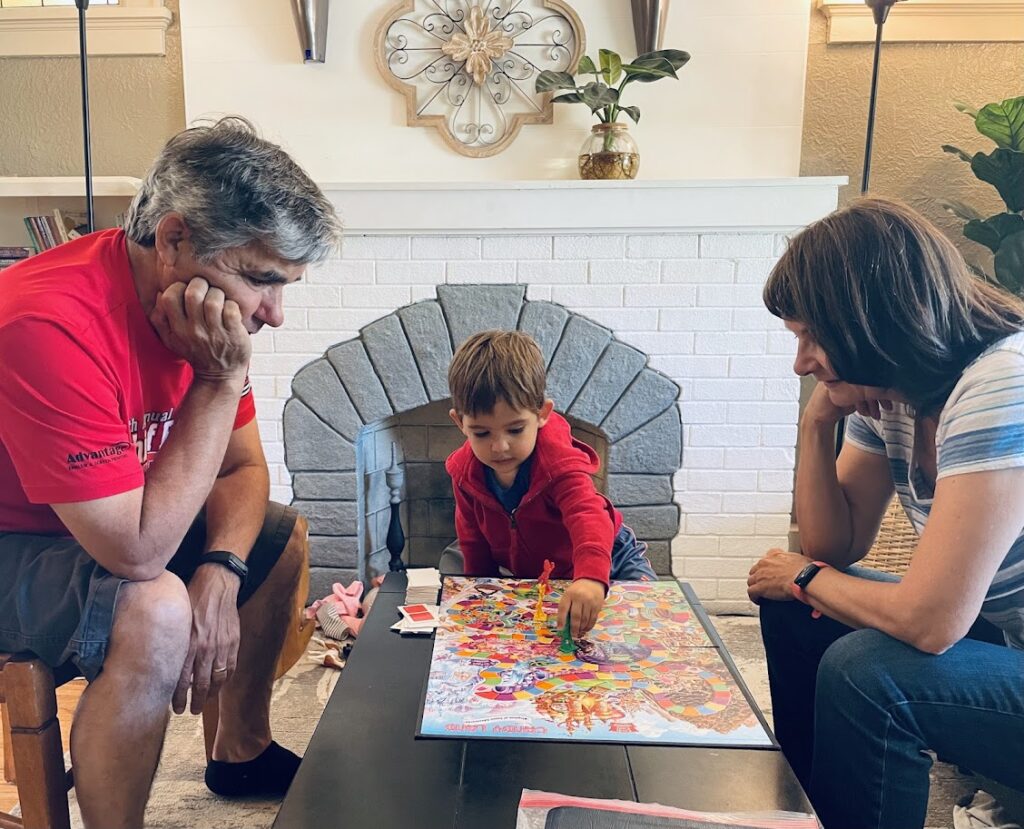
[201,550,248,587]
[791,560,829,619]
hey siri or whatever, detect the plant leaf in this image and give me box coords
[599,49,623,86]
[976,96,1024,151]
[551,92,583,104]
[535,70,578,93]
[994,229,1024,295]
[952,100,979,119]
[621,58,677,84]
[971,148,1024,212]
[964,213,1024,254]
[581,81,619,114]
[941,144,974,164]
[941,199,984,222]
[635,49,691,72]
[620,105,641,124]
[577,55,596,76]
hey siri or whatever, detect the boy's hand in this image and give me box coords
[557,578,605,638]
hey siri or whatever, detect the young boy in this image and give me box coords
[445,330,655,638]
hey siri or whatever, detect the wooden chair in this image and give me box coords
[0,572,314,829]
[0,654,70,829]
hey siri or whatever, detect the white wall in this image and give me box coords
[178,0,812,182]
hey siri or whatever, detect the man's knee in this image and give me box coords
[111,571,191,670]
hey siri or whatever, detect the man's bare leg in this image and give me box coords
[210,515,308,762]
[70,571,192,829]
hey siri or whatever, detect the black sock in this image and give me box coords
[204,741,302,798]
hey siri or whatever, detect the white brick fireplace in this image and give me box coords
[251,178,842,612]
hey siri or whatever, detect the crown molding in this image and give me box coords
[0,3,172,57]
[819,0,1024,43]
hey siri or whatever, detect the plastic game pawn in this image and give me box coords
[559,612,575,654]
[534,582,547,624]
[534,559,555,625]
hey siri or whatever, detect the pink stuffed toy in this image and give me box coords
[306,576,384,640]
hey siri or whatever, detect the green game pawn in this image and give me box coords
[559,612,575,654]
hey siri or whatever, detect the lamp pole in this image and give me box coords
[75,0,95,233]
[860,0,904,195]
[836,0,903,455]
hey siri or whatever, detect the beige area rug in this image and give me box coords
[51,615,979,828]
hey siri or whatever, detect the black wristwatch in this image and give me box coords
[201,551,248,588]
[793,560,828,590]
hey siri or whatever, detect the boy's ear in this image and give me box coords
[448,408,464,430]
[537,399,554,427]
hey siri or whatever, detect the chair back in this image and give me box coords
[860,496,917,576]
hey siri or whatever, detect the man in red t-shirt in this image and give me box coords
[0,118,342,827]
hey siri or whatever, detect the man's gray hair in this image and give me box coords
[125,117,342,264]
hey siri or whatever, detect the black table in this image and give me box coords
[274,573,813,828]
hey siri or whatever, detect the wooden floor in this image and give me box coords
[0,679,85,813]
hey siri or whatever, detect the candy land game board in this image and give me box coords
[417,577,773,747]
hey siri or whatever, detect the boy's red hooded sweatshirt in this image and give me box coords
[445,412,622,587]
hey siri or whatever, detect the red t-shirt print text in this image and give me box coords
[64,409,176,472]
[131,408,176,469]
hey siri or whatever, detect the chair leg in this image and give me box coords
[202,696,219,764]
[2,702,15,784]
[4,660,70,829]
[275,516,314,680]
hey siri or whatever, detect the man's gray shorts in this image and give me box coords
[0,501,298,683]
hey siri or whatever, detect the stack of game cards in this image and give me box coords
[405,567,441,605]
[391,603,440,635]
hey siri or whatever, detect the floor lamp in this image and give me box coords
[75,0,95,233]
[835,0,903,454]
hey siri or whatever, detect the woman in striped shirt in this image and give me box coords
[747,198,1024,829]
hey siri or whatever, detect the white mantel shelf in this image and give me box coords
[323,178,848,236]
[0,176,141,198]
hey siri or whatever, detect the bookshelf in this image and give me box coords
[0,176,141,249]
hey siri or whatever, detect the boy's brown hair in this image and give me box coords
[448,330,547,416]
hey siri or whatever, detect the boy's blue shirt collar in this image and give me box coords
[484,455,533,513]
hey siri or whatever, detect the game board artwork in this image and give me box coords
[418,578,772,747]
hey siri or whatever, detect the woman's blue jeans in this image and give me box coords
[759,567,1024,829]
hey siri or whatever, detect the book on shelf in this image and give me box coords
[0,245,33,271]
[21,209,88,254]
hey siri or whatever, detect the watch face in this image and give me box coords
[794,562,822,590]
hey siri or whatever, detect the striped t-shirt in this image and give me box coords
[846,331,1024,649]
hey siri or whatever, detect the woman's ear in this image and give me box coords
[537,399,555,427]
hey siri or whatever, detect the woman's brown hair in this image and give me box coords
[763,197,1024,414]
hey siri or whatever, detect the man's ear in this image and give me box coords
[153,212,191,269]
[537,399,554,427]
[448,408,465,431]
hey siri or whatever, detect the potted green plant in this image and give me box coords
[536,48,690,180]
[942,95,1024,294]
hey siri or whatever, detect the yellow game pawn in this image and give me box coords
[534,581,547,624]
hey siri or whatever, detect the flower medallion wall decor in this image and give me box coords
[376,0,585,157]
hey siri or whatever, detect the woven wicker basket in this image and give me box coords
[860,495,918,576]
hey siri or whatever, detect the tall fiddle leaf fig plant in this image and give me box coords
[942,95,1024,294]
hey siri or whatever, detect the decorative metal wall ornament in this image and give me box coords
[375,0,585,157]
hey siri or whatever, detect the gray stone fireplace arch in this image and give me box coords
[283,285,682,599]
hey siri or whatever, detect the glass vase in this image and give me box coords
[578,123,639,180]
